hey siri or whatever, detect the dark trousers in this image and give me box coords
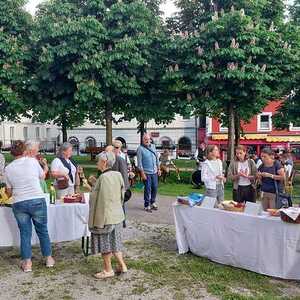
[234,185,256,203]
[144,174,158,208]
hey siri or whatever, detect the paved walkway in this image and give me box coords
[126,194,176,225]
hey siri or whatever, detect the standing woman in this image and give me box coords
[258,148,285,210]
[202,145,226,204]
[89,151,127,279]
[5,141,54,272]
[228,145,257,203]
[51,142,79,199]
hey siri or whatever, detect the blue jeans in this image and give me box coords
[144,174,158,208]
[12,198,52,260]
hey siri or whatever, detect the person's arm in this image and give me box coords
[227,162,238,181]
[119,157,130,190]
[201,162,216,185]
[137,147,147,181]
[0,154,5,176]
[51,159,68,179]
[4,172,12,198]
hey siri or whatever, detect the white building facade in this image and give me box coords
[0,115,199,156]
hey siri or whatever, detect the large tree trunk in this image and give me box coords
[61,119,68,143]
[105,101,113,145]
[234,114,241,147]
[138,121,146,145]
[227,104,235,163]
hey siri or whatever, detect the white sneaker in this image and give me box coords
[151,203,158,211]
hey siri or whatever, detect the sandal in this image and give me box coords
[94,270,115,279]
[46,256,55,268]
[21,261,32,273]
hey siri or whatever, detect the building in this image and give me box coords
[0,115,199,157]
[0,117,59,150]
[67,115,199,157]
[204,100,300,160]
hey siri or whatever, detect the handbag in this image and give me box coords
[274,177,292,209]
[56,176,69,190]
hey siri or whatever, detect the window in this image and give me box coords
[23,127,28,140]
[290,121,300,131]
[219,123,228,132]
[36,127,40,139]
[10,127,14,140]
[46,128,51,139]
[182,115,190,120]
[258,113,272,131]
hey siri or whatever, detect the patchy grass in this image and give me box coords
[124,240,300,300]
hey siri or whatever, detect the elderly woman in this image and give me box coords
[5,141,54,272]
[51,142,79,199]
[25,141,49,193]
[89,151,127,279]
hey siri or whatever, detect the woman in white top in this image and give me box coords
[51,142,79,199]
[5,141,55,272]
[202,145,226,204]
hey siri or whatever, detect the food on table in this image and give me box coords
[63,193,84,203]
[220,201,245,212]
[0,188,12,205]
[267,209,280,217]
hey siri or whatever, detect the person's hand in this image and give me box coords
[238,171,248,178]
[216,175,226,182]
[261,172,273,178]
[141,172,147,181]
[158,169,162,177]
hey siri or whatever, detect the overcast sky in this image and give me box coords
[25,0,294,17]
[25,0,178,17]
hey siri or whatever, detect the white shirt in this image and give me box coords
[238,161,251,186]
[5,157,44,203]
[51,158,77,187]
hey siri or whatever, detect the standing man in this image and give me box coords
[137,133,161,213]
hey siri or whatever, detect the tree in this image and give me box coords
[289,0,300,25]
[0,0,32,122]
[273,5,300,130]
[166,4,292,161]
[31,0,163,145]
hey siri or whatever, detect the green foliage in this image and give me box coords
[289,0,300,25]
[0,0,32,121]
[30,0,168,141]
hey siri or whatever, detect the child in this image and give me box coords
[202,145,226,204]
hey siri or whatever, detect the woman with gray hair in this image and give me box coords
[89,151,127,279]
[51,142,79,199]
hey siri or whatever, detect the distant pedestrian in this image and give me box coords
[202,145,226,204]
[137,133,161,213]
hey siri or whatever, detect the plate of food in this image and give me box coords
[63,193,84,204]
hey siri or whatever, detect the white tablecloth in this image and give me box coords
[173,203,300,280]
[0,203,90,247]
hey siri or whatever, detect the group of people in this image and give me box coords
[199,144,294,210]
[0,136,296,278]
[0,140,130,279]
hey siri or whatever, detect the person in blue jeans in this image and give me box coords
[5,141,55,273]
[137,134,161,213]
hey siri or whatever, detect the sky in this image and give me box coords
[25,0,178,17]
[25,0,294,18]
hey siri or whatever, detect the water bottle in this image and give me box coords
[50,184,56,205]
